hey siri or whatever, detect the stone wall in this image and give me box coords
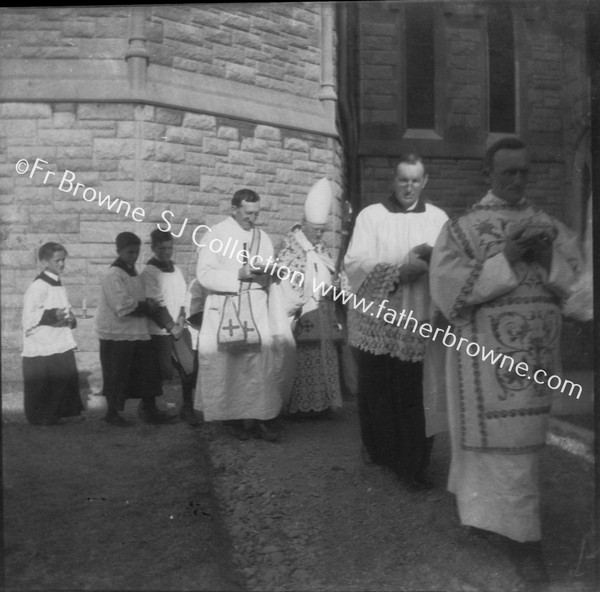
[1,2,322,97]
[352,0,591,377]
[557,8,592,236]
[0,6,130,59]
[147,3,321,98]
[1,101,342,393]
[355,1,588,222]
[0,3,342,398]
[358,10,398,126]
[443,23,485,135]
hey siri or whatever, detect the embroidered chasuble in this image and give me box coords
[276,227,343,413]
[194,216,295,421]
[430,192,582,453]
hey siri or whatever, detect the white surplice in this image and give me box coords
[194,216,295,421]
[343,199,448,361]
[140,260,188,336]
[22,271,77,357]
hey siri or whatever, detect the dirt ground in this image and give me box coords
[2,384,596,592]
[2,386,241,592]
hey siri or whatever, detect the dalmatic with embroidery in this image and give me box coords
[430,192,582,453]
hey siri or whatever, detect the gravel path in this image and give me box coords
[3,386,594,591]
[202,401,595,592]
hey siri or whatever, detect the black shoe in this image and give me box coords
[467,526,495,539]
[179,405,202,426]
[412,472,435,490]
[403,478,434,492]
[387,463,433,491]
[138,402,177,424]
[400,471,434,491]
[104,413,133,427]
[256,421,280,442]
[36,417,58,426]
[511,541,550,584]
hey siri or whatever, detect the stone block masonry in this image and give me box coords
[146,3,322,100]
[354,0,586,232]
[1,6,130,60]
[1,102,342,393]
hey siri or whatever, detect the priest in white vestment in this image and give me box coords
[343,154,448,490]
[429,137,583,584]
[194,189,295,441]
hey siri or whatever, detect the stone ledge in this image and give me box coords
[547,417,594,464]
[0,59,338,138]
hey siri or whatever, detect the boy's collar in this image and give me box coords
[147,257,175,272]
[43,270,60,281]
[36,271,62,286]
[111,257,138,277]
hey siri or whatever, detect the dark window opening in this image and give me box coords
[405,3,435,129]
[488,4,516,133]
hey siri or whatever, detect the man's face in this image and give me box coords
[303,222,326,246]
[393,162,428,209]
[118,245,140,267]
[152,240,174,262]
[488,148,530,205]
[232,200,260,230]
[43,251,66,276]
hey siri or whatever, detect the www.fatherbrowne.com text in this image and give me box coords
[236,245,582,401]
[14,157,583,400]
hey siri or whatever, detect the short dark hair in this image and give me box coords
[397,153,424,167]
[115,231,141,251]
[150,228,173,247]
[393,154,425,178]
[484,137,527,172]
[231,188,260,207]
[38,242,67,261]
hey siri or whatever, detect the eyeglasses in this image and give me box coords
[395,178,424,188]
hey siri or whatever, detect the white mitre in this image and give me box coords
[304,177,332,225]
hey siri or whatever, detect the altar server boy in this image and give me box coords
[141,229,201,426]
[96,231,173,426]
[22,242,83,425]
